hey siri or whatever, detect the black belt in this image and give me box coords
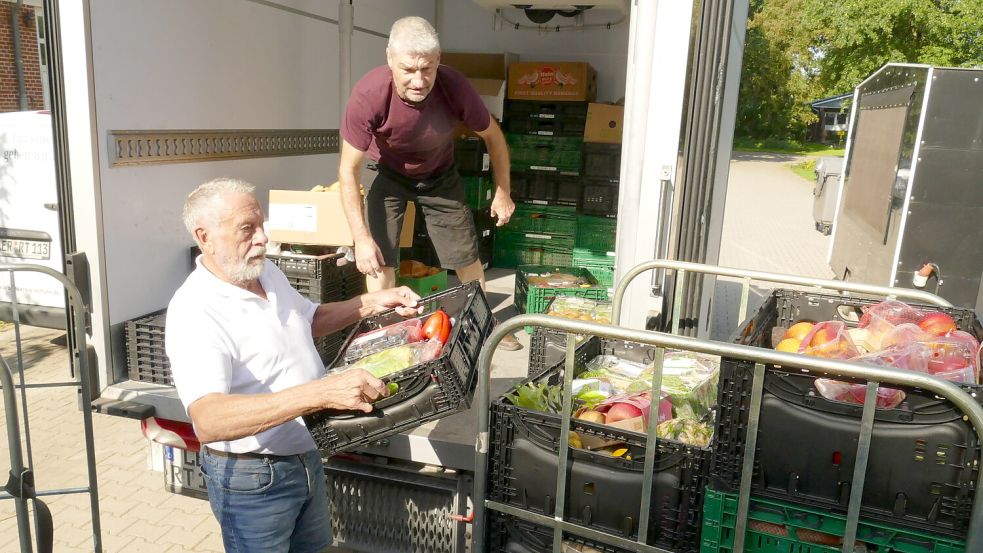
[205,447,282,461]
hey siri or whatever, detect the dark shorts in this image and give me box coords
[366,164,480,270]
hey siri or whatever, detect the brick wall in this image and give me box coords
[0,2,45,113]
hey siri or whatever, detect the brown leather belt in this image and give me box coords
[204,447,281,461]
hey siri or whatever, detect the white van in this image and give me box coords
[0,110,65,329]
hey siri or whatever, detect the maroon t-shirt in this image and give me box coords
[341,64,491,180]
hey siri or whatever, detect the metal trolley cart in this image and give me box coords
[471,259,983,553]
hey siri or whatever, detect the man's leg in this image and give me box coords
[289,450,334,553]
[364,170,409,292]
[365,267,397,293]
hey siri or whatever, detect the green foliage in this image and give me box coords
[732,136,846,155]
[790,159,817,181]
[505,381,564,413]
[737,0,983,141]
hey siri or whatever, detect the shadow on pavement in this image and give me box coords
[732,151,805,163]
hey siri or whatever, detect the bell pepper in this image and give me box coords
[422,309,451,344]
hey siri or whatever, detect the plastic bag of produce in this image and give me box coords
[546,296,598,321]
[656,417,713,447]
[799,321,860,360]
[526,271,591,288]
[344,318,423,363]
[921,332,980,384]
[880,323,934,350]
[337,340,442,379]
[594,391,673,426]
[814,378,906,409]
[858,300,924,328]
[579,355,648,393]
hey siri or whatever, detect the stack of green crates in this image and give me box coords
[574,215,616,252]
[462,175,494,210]
[700,488,965,553]
[514,265,608,333]
[572,247,615,287]
[494,204,577,268]
[506,134,583,173]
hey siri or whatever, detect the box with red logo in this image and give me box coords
[507,61,597,102]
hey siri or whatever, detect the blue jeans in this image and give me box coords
[200,448,332,553]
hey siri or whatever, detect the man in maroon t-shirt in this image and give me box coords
[338,16,520,349]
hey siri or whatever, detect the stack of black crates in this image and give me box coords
[701,289,983,552]
[495,99,619,286]
[124,249,365,386]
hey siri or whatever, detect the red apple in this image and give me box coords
[604,402,643,424]
[918,312,957,336]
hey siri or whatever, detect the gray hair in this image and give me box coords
[387,16,440,55]
[182,178,256,236]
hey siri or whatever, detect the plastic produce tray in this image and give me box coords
[507,134,584,174]
[489,343,710,552]
[700,488,965,553]
[492,231,574,269]
[509,203,578,236]
[575,215,617,253]
[505,100,590,120]
[125,310,172,385]
[514,265,607,316]
[510,172,582,207]
[303,281,494,455]
[581,179,619,217]
[583,143,622,178]
[572,247,616,287]
[711,289,983,539]
[505,117,586,137]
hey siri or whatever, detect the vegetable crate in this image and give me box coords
[514,266,608,333]
[125,309,171,385]
[581,178,619,217]
[583,143,622,179]
[455,137,489,175]
[528,328,593,379]
[505,116,586,138]
[505,100,590,120]
[572,247,616,287]
[303,281,494,455]
[269,252,366,304]
[486,511,631,553]
[711,289,983,539]
[700,488,965,553]
[462,175,494,210]
[510,171,583,208]
[492,231,574,269]
[509,203,578,236]
[575,215,617,253]
[488,341,710,552]
[506,133,584,174]
[396,261,448,298]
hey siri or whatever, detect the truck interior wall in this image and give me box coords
[86,0,433,325]
[437,3,629,103]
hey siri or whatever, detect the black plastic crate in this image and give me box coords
[267,251,345,279]
[511,172,583,207]
[487,511,631,553]
[455,138,489,175]
[490,337,710,552]
[581,179,619,217]
[473,208,496,269]
[282,262,365,304]
[506,100,590,120]
[583,143,622,179]
[303,281,494,455]
[711,289,983,539]
[125,310,173,385]
[528,327,594,379]
[505,117,586,137]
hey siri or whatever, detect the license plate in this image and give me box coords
[0,238,50,260]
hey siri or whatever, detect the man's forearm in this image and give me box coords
[190,387,322,443]
[339,174,372,241]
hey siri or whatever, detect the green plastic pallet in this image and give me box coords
[514,265,608,333]
[701,488,965,553]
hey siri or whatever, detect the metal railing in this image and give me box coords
[0,263,102,553]
[471,260,977,553]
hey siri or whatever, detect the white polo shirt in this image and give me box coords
[165,257,322,455]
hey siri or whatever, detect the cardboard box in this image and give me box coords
[508,61,597,102]
[584,103,624,144]
[267,189,414,247]
[442,52,517,124]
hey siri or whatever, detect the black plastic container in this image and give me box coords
[487,511,631,553]
[711,289,983,539]
[455,138,489,175]
[581,179,619,217]
[304,281,494,455]
[125,310,172,385]
[506,100,590,120]
[269,252,365,304]
[505,117,587,137]
[473,207,496,269]
[583,143,622,179]
[491,337,710,552]
[511,172,583,207]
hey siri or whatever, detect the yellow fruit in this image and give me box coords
[783,322,815,341]
[568,432,583,449]
[610,448,628,458]
[775,338,801,353]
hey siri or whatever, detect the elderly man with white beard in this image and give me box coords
[165,177,421,553]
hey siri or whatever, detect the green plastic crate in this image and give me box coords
[574,215,617,252]
[507,203,577,236]
[506,133,583,173]
[514,265,608,333]
[492,231,574,269]
[572,247,615,287]
[462,175,494,210]
[701,488,965,553]
[397,269,448,298]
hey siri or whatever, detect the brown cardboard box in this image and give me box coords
[584,103,624,144]
[267,189,414,247]
[442,52,517,123]
[508,61,597,102]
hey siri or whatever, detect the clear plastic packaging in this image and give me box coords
[656,417,714,447]
[814,378,906,409]
[922,333,979,384]
[546,296,597,321]
[858,299,924,328]
[344,318,423,363]
[799,321,860,359]
[594,391,673,425]
[336,340,442,379]
[525,271,591,288]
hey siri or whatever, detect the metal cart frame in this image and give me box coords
[472,260,982,553]
[1,264,103,553]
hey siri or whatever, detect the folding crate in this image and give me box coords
[505,100,590,120]
[462,175,494,210]
[572,247,616,287]
[125,310,172,385]
[508,203,577,236]
[492,231,574,269]
[575,215,617,253]
[700,488,965,553]
[711,289,983,539]
[303,282,494,455]
[513,265,607,317]
[507,134,584,174]
[583,143,622,178]
[505,116,587,137]
[489,338,710,552]
[455,137,489,175]
[581,179,619,217]
[510,172,583,207]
